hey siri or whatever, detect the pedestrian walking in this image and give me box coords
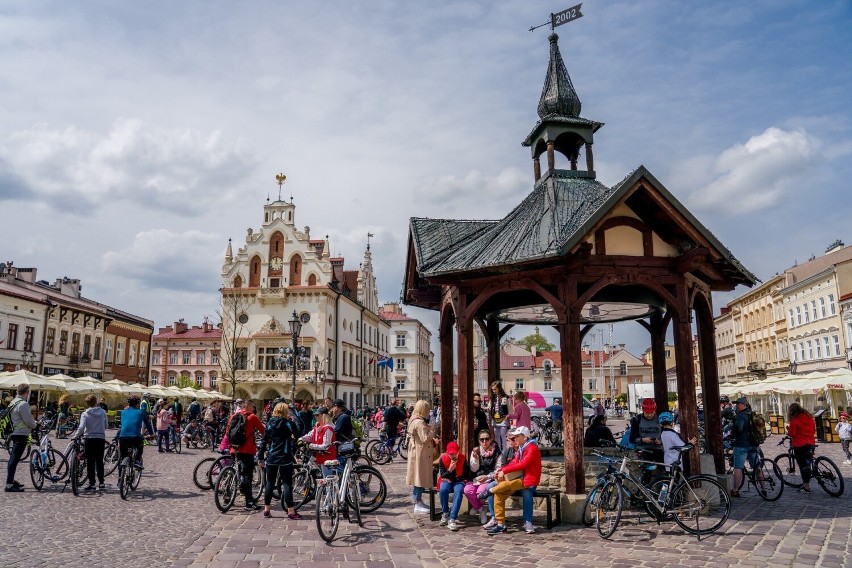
[156,399,173,452]
[406,400,436,515]
[836,412,852,464]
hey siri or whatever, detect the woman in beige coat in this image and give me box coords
[406,399,436,514]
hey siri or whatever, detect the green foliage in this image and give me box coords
[518,331,555,353]
[176,375,195,389]
[615,393,627,405]
[667,392,678,403]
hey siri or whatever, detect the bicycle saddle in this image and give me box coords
[672,443,694,452]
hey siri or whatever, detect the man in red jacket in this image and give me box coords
[229,399,265,510]
[486,426,541,535]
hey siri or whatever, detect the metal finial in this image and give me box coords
[275,173,286,201]
[367,232,374,250]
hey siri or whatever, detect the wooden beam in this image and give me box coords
[559,280,585,494]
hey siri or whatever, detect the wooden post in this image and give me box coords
[695,296,725,474]
[559,281,584,494]
[547,141,555,172]
[650,311,670,414]
[672,303,700,476]
[533,156,541,181]
[439,306,455,450]
[585,142,594,172]
[457,315,475,456]
[487,318,500,386]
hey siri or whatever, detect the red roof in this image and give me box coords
[433,371,458,386]
[379,309,416,321]
[154,326,221,341]
[481,352,534,371]
[342,270,358,293]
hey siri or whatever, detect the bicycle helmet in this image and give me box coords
[658,412,674,424]
[719,395,730,403]
[142,392,150,398]
[641,398,657,413]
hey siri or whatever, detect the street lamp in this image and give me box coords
[288,310,302,403]
[21,351,38,372]
[136,370,147,385]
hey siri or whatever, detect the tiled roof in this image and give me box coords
[154,327,221,340]
[480,352,535,371]
[342,270,358,294]
[379,310,416,322]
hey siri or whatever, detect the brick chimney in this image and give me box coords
[174,319,188,334]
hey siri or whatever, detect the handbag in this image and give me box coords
[504,469,523,481]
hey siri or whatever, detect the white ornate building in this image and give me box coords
[378,302,433,406]
[219,184,392,409]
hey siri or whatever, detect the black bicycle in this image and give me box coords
[725,447,784,501]
[774,436,844,497]
[66,437,88,496]
[117,444,144,500]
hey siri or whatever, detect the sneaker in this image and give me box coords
[524,521,536,534]
[263,510,272,518]
[476,489,490,501]
[439,513,449,526]
[244,502,261,510]
[479,508,489,525]
[487,524,507,535]
[797,487,811,493]
[483,517,497,530]
[84,485,97,492]
[413,503,431,515]
[844,460,851,465]
[287,512,303,520]
[4,485,24,493]
[448,519,460,531]
[98,484,106,490]
[11,480,23,488]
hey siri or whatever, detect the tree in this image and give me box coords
[517,329,555,353]
[176,375,195,389]
[217,288,256,403]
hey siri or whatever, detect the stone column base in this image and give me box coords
[561,493,588,525]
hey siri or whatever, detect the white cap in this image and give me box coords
[508,426,531,438]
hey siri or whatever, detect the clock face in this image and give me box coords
[270,257,283,271]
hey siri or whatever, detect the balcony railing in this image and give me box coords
[236,370,314,384]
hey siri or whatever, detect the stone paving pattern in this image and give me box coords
[2,429,851,568]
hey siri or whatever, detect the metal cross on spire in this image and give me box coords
[529,3,584,32]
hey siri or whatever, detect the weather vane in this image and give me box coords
[367,232,374,250]
[529,3,584,32]
[275,172,289,202]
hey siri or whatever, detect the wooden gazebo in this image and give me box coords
[403,33,756,498]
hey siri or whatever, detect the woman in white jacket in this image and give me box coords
[72,394,109,491]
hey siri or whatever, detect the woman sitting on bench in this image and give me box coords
[464,430,504,525]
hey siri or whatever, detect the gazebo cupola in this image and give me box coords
[523,32,603,180]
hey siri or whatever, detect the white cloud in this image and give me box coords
[101,229,223,293]
[688,127,819,214]
[1,119,257,214]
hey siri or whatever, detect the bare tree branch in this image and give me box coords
[215,288,256,403]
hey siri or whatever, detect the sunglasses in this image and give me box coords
[479,437,491,441]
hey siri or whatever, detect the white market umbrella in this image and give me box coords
[46,374,102,395]
[0,370,66,392]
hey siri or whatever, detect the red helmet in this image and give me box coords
[641,398,657,413]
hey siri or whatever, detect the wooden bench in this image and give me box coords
[425,486,562,529]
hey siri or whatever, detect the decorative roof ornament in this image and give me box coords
[537,33,581,119]
[275,172,290,202]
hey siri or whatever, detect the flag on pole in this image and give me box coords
[551,3,583,29]
[377,355,394,372]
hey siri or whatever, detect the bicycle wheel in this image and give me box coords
[352,465,387,513]
[130,464,142,490]
[315,481,340,543]
[214,466,239,513]
[199,430,212,449]
[595,480,623,539]
[348,475,362,526]
[30,452,44,490]
[669,475,731,536]
[773,454,803,488]
[193,457,217,490]
[174,432,182,454]
[367,441,390,465]
[70,452,82,496]
[207,455,233,488]
[581,481,602,527]
[104,442,120,476]
[119,458,131,500]
[814,456,844,497]
[252,462,265,503]
[753,459,784,501]
[291,467,315,511]
[397,440,407,460]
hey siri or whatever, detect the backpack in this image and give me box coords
[749,412,767,446]
[0,400,22,436]
[619,425,636,450]
[351,417,364,441]
[228,413,248,448]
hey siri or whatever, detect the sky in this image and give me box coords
[2,1,852,360]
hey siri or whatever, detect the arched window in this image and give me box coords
[269,232,284,276]
[308,273,317,286]
[150,372,160,385]
[543,360,553,376]
[290,254,302,285]
[619,361,627,376]
[249,255,261,287]
[233,274,242,288]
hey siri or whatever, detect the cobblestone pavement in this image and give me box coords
[2,431,852,568]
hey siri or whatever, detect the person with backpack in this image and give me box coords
[226,399,265,510]
[4,383,38,492]
[729,396,758,497]
[140,393,155,437]
[383,400,404,445]
[187,398,201,422]
[258,402,300,519]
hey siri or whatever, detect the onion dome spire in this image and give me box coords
[537,33,581,118]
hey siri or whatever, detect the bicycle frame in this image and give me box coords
[610,454,699,519]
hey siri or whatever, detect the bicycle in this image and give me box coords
[365,430,407,464]
[29,427,70,490]
[725,446,784,501]
[315,440,364,543]
[117,443,144,500]
[773,436,844,497]
[169,424,182,454]
[583,448,665,527]
[596,444,731,540]
[65,436,88,496]
[103,437,120,476]
[213,455,265,512]
[291,442,386,513]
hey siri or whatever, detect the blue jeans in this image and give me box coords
[412,486,425,504]
[439,480,465,520]
[520,486,536,523]
[481,479,498,517]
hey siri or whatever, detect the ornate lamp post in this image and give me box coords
[288,310,302,402]
[136,370,147,385]
[21,351,38,372]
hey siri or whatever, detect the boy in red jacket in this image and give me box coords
[485,426,541,535]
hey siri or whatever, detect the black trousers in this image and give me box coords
[84,438,106,485]
[236,452,255,502]
[5,434,28,486]
[793,444,814,484]
[264,463,295,508]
